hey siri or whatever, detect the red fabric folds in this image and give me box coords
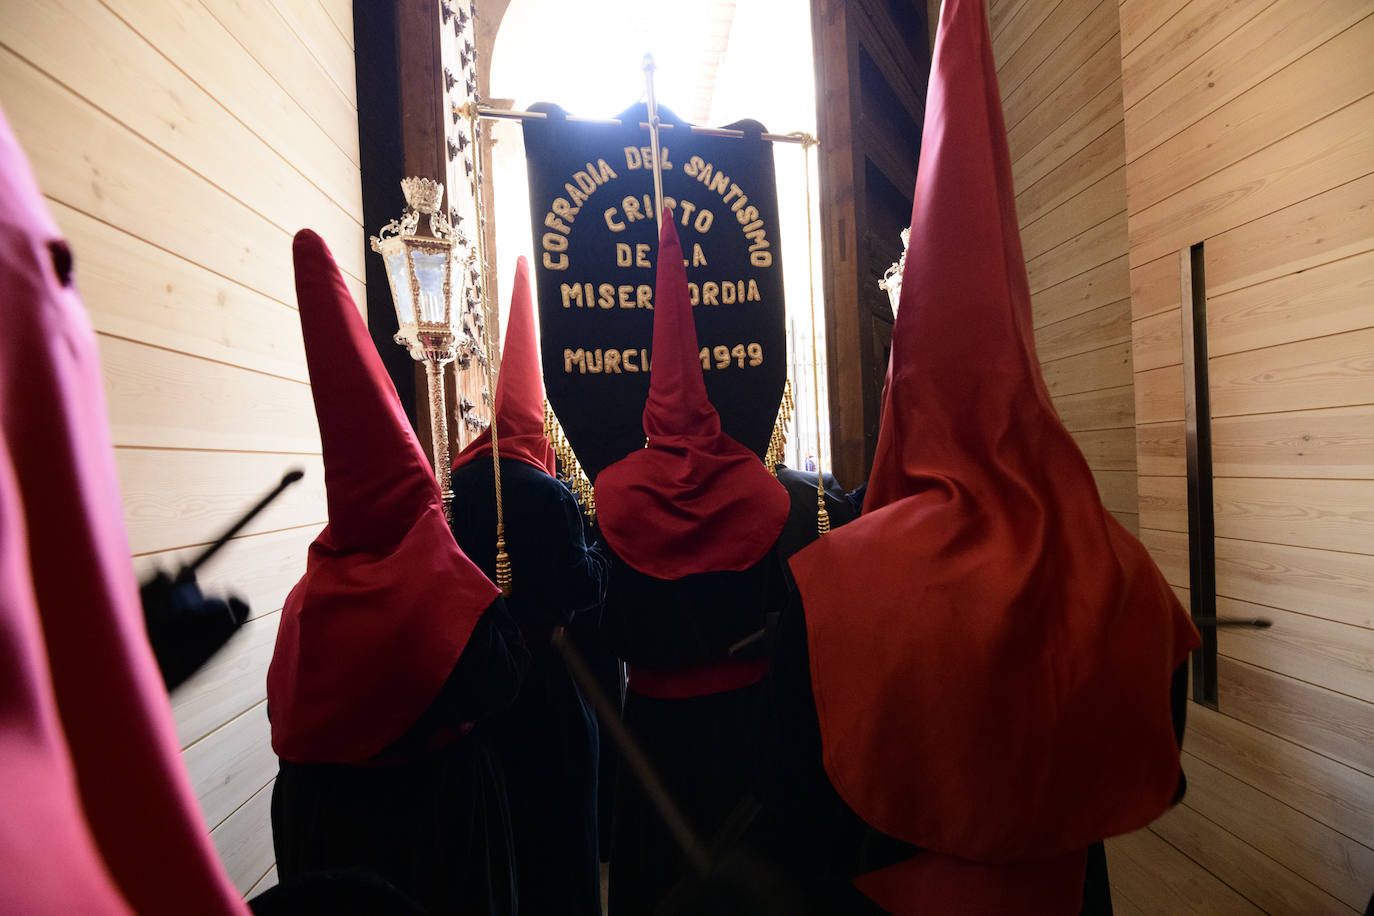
[788,0,1200,908]
[595,215,787,580]
[267,230,498,764]
[452,255,557,476]
[852,849,1088,916]
[0,103,246,914]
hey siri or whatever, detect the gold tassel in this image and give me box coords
[816,492,831,537]
[495,522,512,597]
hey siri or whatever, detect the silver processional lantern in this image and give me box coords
[369,176,467,520]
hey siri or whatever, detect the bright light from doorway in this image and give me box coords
[488,0,831,473]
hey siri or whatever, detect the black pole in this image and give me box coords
[181,469,304,576]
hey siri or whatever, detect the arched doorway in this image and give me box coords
[484,0,832,472]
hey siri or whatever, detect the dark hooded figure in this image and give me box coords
[266,231,528,916]
[756,2,1199,914]
[593,215,792,915]
[449,256,608,916]
[0,99,249,916]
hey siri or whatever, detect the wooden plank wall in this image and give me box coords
[1110,0,1374,911]
[988,0,1140,531]
[990,0,1374,911]
[0,0,361,897]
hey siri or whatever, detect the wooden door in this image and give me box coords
[810,0,934,486]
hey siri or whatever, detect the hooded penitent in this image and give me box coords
[0,104,247,915]
[452,255,556,476]
[595,215,788,580]
[267,230,499,764]
[787,0,1200,912]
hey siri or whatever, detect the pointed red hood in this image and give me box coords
[268,230,498,764]
[789,0,1200,899]
[595,215,787,579]
[0,103,246,914]
[452,256,556,476]
[302,232,439,551]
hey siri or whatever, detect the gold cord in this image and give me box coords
[467,97,512,596]
[798,134,830,537]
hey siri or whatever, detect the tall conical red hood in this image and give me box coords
[595,214,787,579]
[452,256,556,475]
[268,230,497,764]
[0,103,247,914]
[862,0,1050,510]
[642,216,721,445]
[300,233,439,550]
[788,0,1200,908]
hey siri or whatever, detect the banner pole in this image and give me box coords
[642,53,665,233]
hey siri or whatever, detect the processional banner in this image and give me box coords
[522,102,786,478]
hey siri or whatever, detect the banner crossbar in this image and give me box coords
[457,103,814,146]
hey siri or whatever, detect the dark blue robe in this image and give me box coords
[269,597,529,916]
[450,457,608,916]
[602,548,788,915]
[567,580,623,863]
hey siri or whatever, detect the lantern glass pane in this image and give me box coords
[411,250,449,325]
[383,249,416,325]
